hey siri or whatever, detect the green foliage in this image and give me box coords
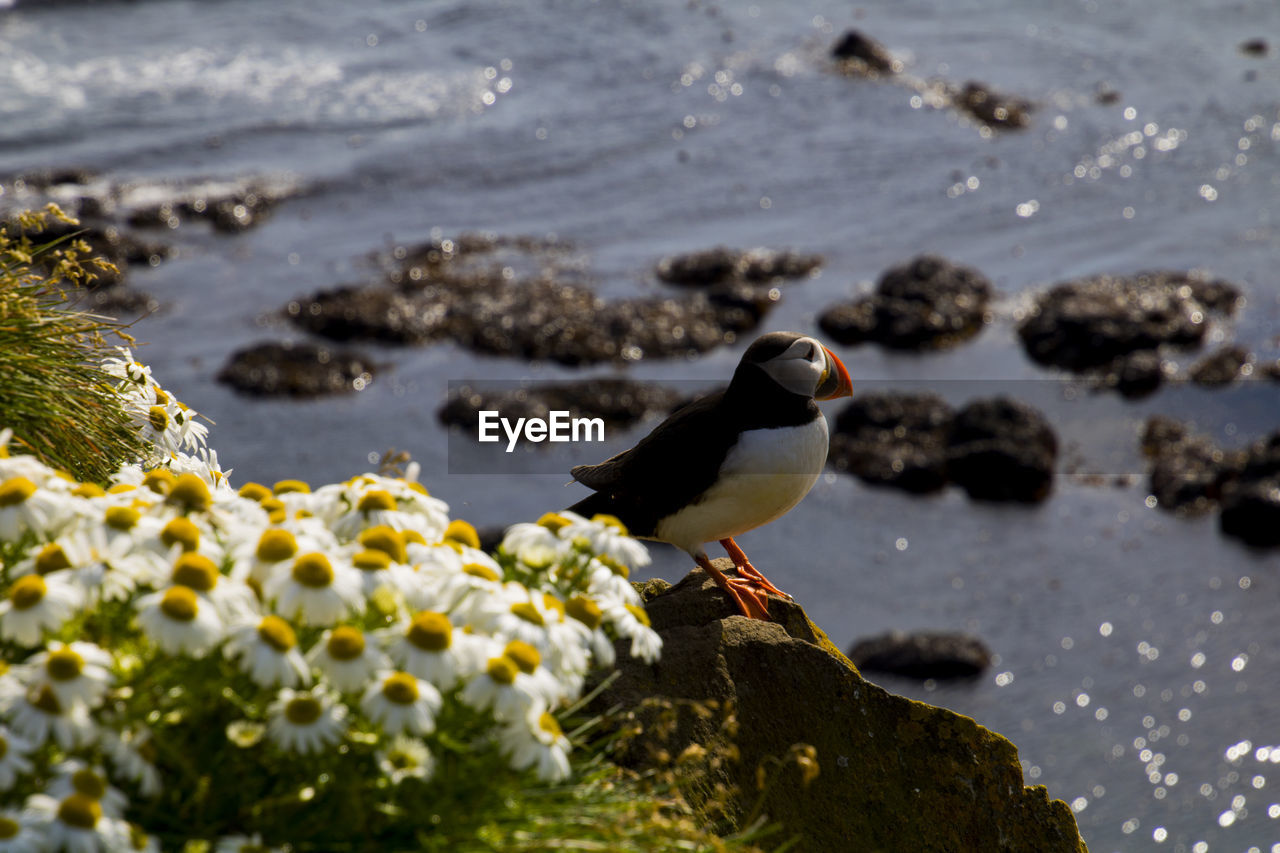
[0,205,145,483]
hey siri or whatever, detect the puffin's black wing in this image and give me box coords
[568,390,736,537]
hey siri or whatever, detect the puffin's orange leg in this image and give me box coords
[695,553,770,620]
[719,538,791,600]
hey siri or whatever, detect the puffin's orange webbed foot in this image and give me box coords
[696,554,770,620]
[720,537,791,600]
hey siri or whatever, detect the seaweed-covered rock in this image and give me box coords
[829,392,954,493]
[216,341,375,397]
[848,630,993,680]
[1102,350,1167,399]
[830,29,898,75]
[819,255,992,350]
[655,246,822,287]
[1188,345,1252,387]
[946,397,1057,503]
[955,81,1032,129]
[439,380,687,434]
[1018,271,1240,372]
[596,564,1087,852]
[1141,416,1240,514]
[1219,433,1280,547]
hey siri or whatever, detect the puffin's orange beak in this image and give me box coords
[816,346,853,400]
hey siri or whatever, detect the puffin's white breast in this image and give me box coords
[654,416,829,554]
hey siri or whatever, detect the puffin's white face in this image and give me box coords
[758,335,831,397]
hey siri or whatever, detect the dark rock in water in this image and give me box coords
[1189,345,1252,387]
[818,255,992,350]
[946,397,1057,503]
[290,234,790,365]
[216,341,375,397]
[439,379,688,435]
[655,246,821,287]
[1141,416,1239,514]
[830,29,897,74]
[1103,350,1166,399]
[593,563,1088,852]
[1239,38,1269,57]
[1260,358,1280,383]
[829,392,954,493]
[955,82,1032,129]
[1220,433,1280,547]
[1094,85,1122,105]
[847,630,993,679]
[1018,271,1241,372]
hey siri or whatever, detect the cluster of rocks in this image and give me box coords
[280,237,817,368]
[831,29,1033,131]
[216,341,377,398]
[2,168,297,315]
[1141,416,1280,547]
[1018,270,1244,397]
[438,379,687,434]
[829,392,1058,503]
[818,255,993,350]
[847,630,993,680]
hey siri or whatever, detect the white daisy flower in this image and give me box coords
[45,760,129,818]
[306,626,388,694]
[224,615,311,689]
[266,686,347,755]
[481,586,559,651]
[166,551,258,624]
[349,547,415,600]
[21,641,114,710]
[134,586,224,658]
[376,735,435,785]
[329,487,427,541]
[101,728,162,799]
[585,555,643,609]
[564,595,615,670]
[100,347,152,387]
[499,640,567,708]
[500,701,572,783]
[605,602,662,664]
[384,611,463,691]
[0,571,84,647]
[265,552,364,627]
[3,684,96,750]
[0,807,43,853]
[360,671,442,737]
[0,475,71,541]
[499,514,573,569]
[215,834,283,853]
[22,792,128,853]
[47,516,166,603]
[560,510,651,570]
[458,654,539,721]
[0,726,35,791]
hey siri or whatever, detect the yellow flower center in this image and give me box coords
[0,816,18,839]
[408,481,431,497]
[72,482,105,498]
[591,513,629,535]
[327,626,365,661]
[406,612,451,651]
[443,519,480,549]
[159,586,199,622]
[542,594,565,616]
[357,490,396,513]
[566,596,603,630]
[35,543,72,574]
[625,604,651,627]
[538,711,563,738]
[153,387,170,406]
[0,476,36,506]
[10,575,47,610]
[142,468,175,495]
[381,672,419,705]
[30,684,63,714]
[257,615,297,652]
[105,505,140,531]
[352,549,391,571]
[485,656,518,685]
[260,497,287,524]
[0,735,7,760]
[160,517,200,552]
[291,553,334,588]
[57,793,102,830]
[107,483,136,494]
[167,473,211,512]
[359,525,406,563]
[47,647,85,681]
[503,640,541,674]
[402,529,427,546]
[71,768,108,799]
[462,562,499,583]
[147,406,169,432]
[536,512,571,534]
[255,528,298,563]
[284,696,323,726]
[598,555,630,579]
[273,479,311,495]
[509,601,544,627]
[237,481,272,502]
[172,552,219,592]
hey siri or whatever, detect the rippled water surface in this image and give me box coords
[3,1,1280,849]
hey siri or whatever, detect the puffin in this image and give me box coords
[567,331,853,620]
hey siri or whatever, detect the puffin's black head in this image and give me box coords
[732,331,853,400]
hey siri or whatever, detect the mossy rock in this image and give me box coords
[609,562,1087,852]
